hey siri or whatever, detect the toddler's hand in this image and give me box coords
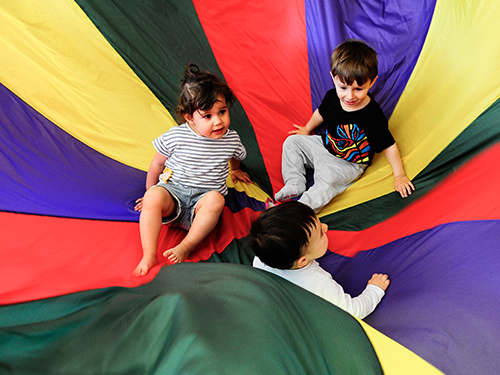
[289,124,312,135]
[368,273,390,291]
[230,169,253,185]
[394,175,415,198]
[134,197,144,212]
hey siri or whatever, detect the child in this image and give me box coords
[133,65,252,276]
[247,201,389,319]
[275,39,415,213]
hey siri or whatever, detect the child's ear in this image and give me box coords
[296,255,310,269]
[183,113,193,123]
[369,76,378,88]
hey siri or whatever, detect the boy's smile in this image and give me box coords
[332,74,377,112]
[185,94,230,139]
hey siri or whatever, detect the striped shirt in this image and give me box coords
[153,123,247,196]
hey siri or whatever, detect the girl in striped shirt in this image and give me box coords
[133,65,252,276]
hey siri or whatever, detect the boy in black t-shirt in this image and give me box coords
[274,39,415,213]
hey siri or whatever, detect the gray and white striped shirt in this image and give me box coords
[153,123,246,196]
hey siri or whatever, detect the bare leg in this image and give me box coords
[133,187,176,276]
[163,191,225,263]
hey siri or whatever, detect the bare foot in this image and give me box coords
[163,242,192,264]
[132,255,158,277]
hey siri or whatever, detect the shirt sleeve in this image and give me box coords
[319,278,385,319]
[152,130,175,158]
[318,89,338,119]
[230,131,247,161]
[253,258,385,320]
[364,101,395,153]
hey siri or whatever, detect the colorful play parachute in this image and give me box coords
[1,1,500,374]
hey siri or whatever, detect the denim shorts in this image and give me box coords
[154,181,211,230]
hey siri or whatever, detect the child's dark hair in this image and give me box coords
[330,39,378,86]
[176,64,234,121]
[247,201,317,270]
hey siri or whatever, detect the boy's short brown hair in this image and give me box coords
[330,39,378,86]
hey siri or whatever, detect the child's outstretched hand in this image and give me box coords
[367,273,390,291]
[394,174,415,198]
[230,169,253,185]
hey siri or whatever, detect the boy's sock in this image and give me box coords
[274,184,306,203]
[264,197,280,209]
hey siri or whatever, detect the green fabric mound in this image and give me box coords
[0,263,382,374]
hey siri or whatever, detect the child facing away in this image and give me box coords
[274,39,415,213]
[246,201,390,319]
[133,64,252,276]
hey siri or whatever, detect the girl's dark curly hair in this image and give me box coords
[176,64,234,122]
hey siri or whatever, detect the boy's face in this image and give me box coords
[331,74,377,112]
[185,94,230,139]
[303,217,329,261]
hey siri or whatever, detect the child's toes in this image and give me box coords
[132,266,146,277]
[169,254,180,263]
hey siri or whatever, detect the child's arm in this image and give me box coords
[382,143,415,198]
[134,152,167,211]
[145,152,168,189]
[229,158,252,185]
[289,109,324,135]
[345,273,389,318]
[321,272,388,319]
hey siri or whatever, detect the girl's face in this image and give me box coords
[332,74,377,112]
[184,94,230,139]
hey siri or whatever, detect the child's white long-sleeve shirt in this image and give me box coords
[253,257,384,319]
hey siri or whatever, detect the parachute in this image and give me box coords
[1,1,500,374]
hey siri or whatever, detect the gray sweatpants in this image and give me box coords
[275,135,366,213]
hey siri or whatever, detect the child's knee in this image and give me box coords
[283,134,300,150]
[201,191,225,211]
[143,187,174,210]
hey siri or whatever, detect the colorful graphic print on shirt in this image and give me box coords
[325,124,370,164]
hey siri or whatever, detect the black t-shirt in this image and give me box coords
[319,90,395,166]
